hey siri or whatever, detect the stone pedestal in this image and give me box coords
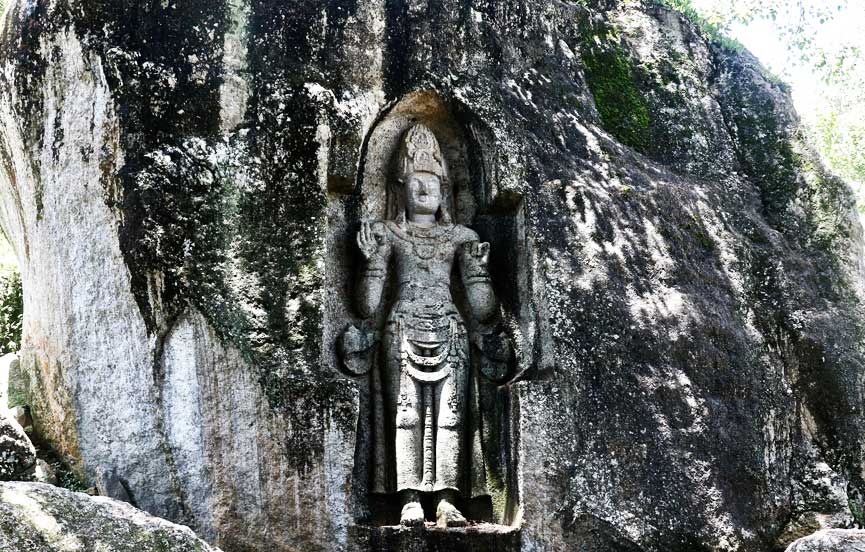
[350,524,521,552]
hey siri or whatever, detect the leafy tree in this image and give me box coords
[0,235,20,354]
[0,271,21,355]
[662,0,865,209]
[810,73,865,208]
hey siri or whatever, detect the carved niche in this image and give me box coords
[331,91,542,530]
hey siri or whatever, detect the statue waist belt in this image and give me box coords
[399,319,456,384]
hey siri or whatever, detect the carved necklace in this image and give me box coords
[404,222,451,260]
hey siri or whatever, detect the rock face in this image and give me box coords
[0,481,222,551]
[0,0,863,551]
[786,530,865,552]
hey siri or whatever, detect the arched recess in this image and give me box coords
[325,89,552,528]
[354,90,478,227]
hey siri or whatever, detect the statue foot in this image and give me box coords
[436,499,467,528]
[400,501,425,527]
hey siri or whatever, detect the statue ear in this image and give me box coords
[437,205,452,224]
[439,180,453,223]
[388,179,406,222]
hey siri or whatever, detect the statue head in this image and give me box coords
[392,124,452,224]
[404,172,442,220]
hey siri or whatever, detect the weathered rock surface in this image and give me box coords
[0,412,34,480]
[786,530,865,552]
[0,481,222,551]
[33,458,57,486]
[0,0,863,551]
[8,405,29,429]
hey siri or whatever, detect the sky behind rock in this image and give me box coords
[695,0,865,217]
[722,2,865,119]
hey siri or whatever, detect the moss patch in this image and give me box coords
[580,45,652,153]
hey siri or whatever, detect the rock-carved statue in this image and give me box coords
[340,124,513,527]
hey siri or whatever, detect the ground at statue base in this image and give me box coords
[350,523,521,552]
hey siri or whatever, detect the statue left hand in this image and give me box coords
[470,242,490,267]
[475,329,514,383]
[338,324,378,376]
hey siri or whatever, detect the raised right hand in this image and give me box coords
[357,221,387,262]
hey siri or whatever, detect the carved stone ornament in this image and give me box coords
[339,123,516,528]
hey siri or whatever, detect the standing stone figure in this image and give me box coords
[342,124,511,527]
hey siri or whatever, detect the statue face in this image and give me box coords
[405,172,442,218]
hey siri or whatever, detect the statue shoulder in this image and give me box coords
[453,224,480,245]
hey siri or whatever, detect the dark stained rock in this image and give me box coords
[94,466,134,506]
[33,459,58,486]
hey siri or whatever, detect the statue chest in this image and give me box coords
[391,235,456,282]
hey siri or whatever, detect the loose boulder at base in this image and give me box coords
[0,482,222,552]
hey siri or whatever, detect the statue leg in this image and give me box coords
[433,371,468,528]
[395,373,426,526]
[394,371,424,493]
[433,371,464,491]
[384,327,427,526]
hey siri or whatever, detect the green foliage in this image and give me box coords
[657,0,848,59]
[851,497,865,527]
[0,235,21,356]
[806,66,865,211]
[814,107,865,193]
[581,46,652,152]
[659,0,865,210]
[0,271,21,355]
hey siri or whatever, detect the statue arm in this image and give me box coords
[459,239,498,323]
[458,233,515,382]
[356,221,391,319]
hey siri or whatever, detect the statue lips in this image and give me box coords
[410,193,438,214]
[416,196,435,209]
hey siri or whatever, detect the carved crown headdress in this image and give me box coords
[389,124,453,224]
[397,124,448,182]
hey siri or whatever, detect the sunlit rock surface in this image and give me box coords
[786,530,865,552]
[0,481,221,551]
[0,0,863,551]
